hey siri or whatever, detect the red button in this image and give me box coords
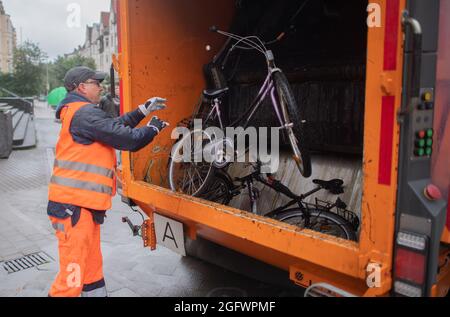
[417,130,425,139]
[424,184,442,201]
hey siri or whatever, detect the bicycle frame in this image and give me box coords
[205,69,286,131]
[230,164,316,223]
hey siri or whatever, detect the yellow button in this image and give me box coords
[422,91,433,102]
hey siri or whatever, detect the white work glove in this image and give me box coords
[139,97,167,116]
[147,116,170,134]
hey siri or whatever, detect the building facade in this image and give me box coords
[0,1,16,74]
[68,0,118,73]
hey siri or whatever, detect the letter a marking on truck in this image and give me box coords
[163,222,178,248]
[154,213,186,256]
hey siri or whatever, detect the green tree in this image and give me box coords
[0,41,47,96]
[0,73,15,95]
[48,54,97,90]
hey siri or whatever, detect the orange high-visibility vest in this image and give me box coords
[48,101,116,211]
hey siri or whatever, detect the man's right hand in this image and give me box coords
[147,116,169,134]
[139,97,167,116]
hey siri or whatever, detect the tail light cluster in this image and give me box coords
[393,231,429,297]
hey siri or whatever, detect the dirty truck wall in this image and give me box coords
[117,0,414,296]
[123,0,364,217]
[122,0,235,185]
[121,0,365,219]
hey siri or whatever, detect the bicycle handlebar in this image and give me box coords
[209,25,285,46]
[209,26,267,53]
[209,26,277,69]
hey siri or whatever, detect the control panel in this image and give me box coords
[411,88,434,160]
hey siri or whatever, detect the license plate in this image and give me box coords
[154,213,186,256]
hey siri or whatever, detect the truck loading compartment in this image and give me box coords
[218,0,366,220]
[116,0,450,296]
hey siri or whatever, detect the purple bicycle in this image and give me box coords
[168,27,311,196]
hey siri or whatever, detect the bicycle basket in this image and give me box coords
[304,198,360,232]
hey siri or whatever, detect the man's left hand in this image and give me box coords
[139,97,167,116]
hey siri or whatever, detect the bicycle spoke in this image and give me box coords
[180,167,191,192]
[186,167,194,194]
[190,168,199,194]
[180,166,189,190]
[193,166,205,185]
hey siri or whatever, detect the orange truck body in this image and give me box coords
[114,0,450,296]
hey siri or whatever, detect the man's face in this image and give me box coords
[76,79,103,104]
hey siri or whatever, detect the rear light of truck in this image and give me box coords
[394,281,423,297]
[397,232,427,251]
[393,231,429,297]
[394,248,426,284]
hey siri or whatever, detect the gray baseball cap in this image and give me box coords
[64,66,107,91]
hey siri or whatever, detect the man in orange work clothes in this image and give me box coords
[47,66,168,297]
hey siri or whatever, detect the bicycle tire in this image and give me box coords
[272,71,312,178]
[273,208,357,241]
[198,170,234,205]
[168,129,215,196]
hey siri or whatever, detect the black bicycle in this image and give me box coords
[168,27,311,197]
[199,163,359,241]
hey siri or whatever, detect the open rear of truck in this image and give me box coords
[114,0,450,296]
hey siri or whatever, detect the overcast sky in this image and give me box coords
[2,0,110,61]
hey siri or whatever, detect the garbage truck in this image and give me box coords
[113,0,449,297]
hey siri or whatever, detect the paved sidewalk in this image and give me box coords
[0,101,302,297]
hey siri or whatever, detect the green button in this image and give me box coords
[426,139,433,147]
[425,147,432,156]
[426,129,433,137]
[415,148,425,156]
[416,139,425,147]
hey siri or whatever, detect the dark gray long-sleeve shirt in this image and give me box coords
[56,92,157,151]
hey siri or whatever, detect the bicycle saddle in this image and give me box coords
[203,87,229,98]
[312,179,344,194]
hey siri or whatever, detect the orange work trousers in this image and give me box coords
[48,207,106,297]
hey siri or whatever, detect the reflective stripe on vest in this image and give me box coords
[51,175,113,195]
[48,101,116,210]
[54,160,114,178]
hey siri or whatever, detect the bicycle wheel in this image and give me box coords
[273,208,357,241]
[198,170,234,205]
[273,71,312,178]
[168,129,215,196]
